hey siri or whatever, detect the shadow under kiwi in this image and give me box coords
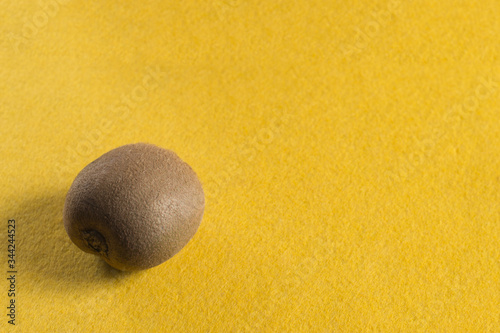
[11,189,141,292]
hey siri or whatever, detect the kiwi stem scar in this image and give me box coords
[81,230,109,258]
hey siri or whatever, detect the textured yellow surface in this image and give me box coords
[1,0,500,332]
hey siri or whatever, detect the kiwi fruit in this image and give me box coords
[63,143,205,271]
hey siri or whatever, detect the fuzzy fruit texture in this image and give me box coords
[63,143,205,271]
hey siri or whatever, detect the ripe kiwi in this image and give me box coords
[63,143,205,271]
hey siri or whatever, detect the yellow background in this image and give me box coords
[1,0,500,331]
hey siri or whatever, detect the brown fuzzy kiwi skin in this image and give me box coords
[63,143,205,271]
